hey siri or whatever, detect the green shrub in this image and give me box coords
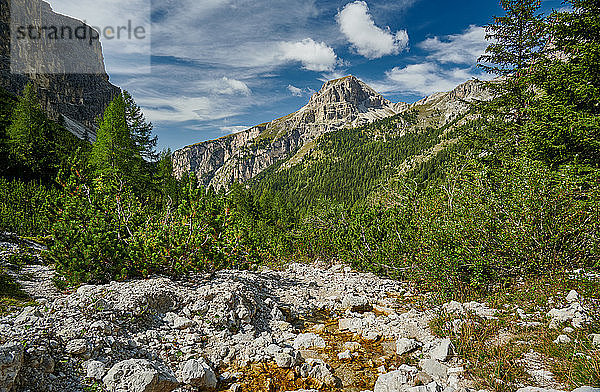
[48,171,264,284]
[0,178,58,236]
[298,157,600,295]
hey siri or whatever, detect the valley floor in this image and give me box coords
[0,235,599,392]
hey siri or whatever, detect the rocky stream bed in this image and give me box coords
[0,234,599,392]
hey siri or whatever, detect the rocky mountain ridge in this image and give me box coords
[172,76,491,189]
[172,76,409,188]
[0,0,120,138]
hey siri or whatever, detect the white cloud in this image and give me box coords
[279,38,338,72]
[287,84,316,97]
[219,125,250,135]
[287,85,304,96]
[215,77,252,96]
[137,96,229,123]
[371,62,491,96]
[318,70,349,83]
[148,0,324,70]
[336,1,409,59]
[419,25,488,65]
[370,25,493,97]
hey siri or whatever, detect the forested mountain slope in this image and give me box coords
[251,79,491,209]
[172,76,410,188]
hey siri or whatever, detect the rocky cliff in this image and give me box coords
[0,0,120,138]
[173,76,409,188]
[172,76,493,189]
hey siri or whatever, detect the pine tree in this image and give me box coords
[524,0,600,167]
[478,0,546,123]
[156,148,180,202]
[91,94,139,180]
[123,90,157,162]
[7,84,52,177]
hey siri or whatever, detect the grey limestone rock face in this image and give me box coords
[102,359,179,392]
[0,0,120,136]
[0,343,23,392]
[172,77,491,190]
[172,76,410,188]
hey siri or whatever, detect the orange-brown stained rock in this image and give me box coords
[218,315,417,392]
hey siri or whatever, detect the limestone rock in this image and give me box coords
[84,360,106,380]
[0,343,24,392]
[572,387,600,392]
[396,338,421,356]
[566,290,579,303]
[548,302,589,329]
[420,359,448,382]
[298,359,339,387]
[374,365,419,392]
[65,339,88,355]
[407,381,442,392]
[293,333,326,350]
[274,352,298,368]
[103,359,179,392]
[553,335,571,344]
[0,0,119,136]
[342,294,371,312]
[429,339,454,362]
[337,350,352,360]
[179,358,217,389]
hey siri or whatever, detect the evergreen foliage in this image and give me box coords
[478,0,546,124]
[1,0,598,294]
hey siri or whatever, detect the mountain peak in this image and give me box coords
[308,75,389,110]
[173,76,410,187]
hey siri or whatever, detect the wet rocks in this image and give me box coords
[293,333,326,350]
[298,358,339,387]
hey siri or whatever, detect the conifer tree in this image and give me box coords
[123,90,158,162]
[156,149,180,202]
[91,94,139,180]
[7,84,51,176]
[525,0,600,166]
[478,0,546,123]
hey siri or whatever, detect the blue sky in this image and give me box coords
[48,0,566,152]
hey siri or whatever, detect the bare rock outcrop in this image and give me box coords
[173,76,409,188]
